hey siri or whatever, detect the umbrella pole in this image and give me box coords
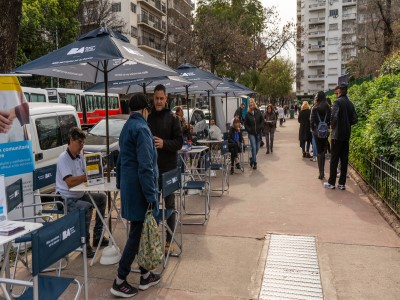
[225,92,228,131]
[186,85,189,125]
[104,60,110,183]
[207,90,211,130]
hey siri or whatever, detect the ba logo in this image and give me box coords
[67,46,96,55]
[181,72,195,77]
[62,229,71,240]
[45,172,52,179]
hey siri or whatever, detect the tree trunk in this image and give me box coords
[383,0,393,56]
[0,0,23,73]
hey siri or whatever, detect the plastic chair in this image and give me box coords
[210,140,230,196]
[14,209,88,300]
[181,152,211,225]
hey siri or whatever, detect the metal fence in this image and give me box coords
[352,156,400,218]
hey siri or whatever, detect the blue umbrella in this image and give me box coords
[84,75,191,95]
[14,25,178,181]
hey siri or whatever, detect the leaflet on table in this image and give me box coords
[84,153,104,186]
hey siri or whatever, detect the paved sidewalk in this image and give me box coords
[15,116,400,299]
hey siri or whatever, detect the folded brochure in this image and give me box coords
[0,221,25,236]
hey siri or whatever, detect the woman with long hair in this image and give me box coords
[264,104,277,154]
[310,91,331,179]
[298,101,312,158]
[244,98,264,170]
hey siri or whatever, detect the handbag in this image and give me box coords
[137,208,163,270]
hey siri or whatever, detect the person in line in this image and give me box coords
[264,104,277,154]
[310,91,331,179]
[310,98,318,162]
[244,98,264,170]
[324,84,357,190]
[175,106,188,137]
[234,102,245,125]
[277,105,285,126]
[228,118,244,174]
[147,84,183,254]
[298,101,312,158]
[55,127,107,259]
[111,94,160,298]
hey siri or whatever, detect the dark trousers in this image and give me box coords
[118,221,147,280]
[315,137,327,155]
[229,143,240,166]
[328,139,350,186]
[301,140,311,153]
[66,192,106,243]
[265,130,275,151]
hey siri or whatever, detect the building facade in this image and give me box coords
[296,0,358,96]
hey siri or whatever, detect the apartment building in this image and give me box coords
[296,0,358,96]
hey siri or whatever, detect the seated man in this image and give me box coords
[56,127,108,258]
[209,119,223,140]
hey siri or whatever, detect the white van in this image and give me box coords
[28,102,80,169]
[22,87,49,103]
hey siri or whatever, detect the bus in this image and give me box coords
[46,88,121,127]
[21,87,49,103]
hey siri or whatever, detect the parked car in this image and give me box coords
[84,114,129,169]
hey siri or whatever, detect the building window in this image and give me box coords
[112,2,121,13]
[131,26,138,38]
[329,9,338,17]
[131,2,136,13]
[329,23,338,30]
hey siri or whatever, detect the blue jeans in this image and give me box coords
[312,135,317,157]
[66,193,106,243]
[118,221,148,280]
[248,133,261,164]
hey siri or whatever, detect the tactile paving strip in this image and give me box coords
[259,234,324,300]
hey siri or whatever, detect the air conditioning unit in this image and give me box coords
[322,50,325,54]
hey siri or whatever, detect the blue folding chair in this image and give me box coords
[15,209,88,300]
[210,140,230,196]
[181,152,211,225]
[159,168,182,270]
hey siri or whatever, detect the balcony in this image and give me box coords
[342,27,356,34]
[309,2,326,11]
[137,0,166,16]
[169,1,192,18]
[343,0,357,6]
[308,44,325,51]
[138,35,164,53]
[137,14,166,34]
[309,30,325,37]
[343,13,357,20]
[308,60,325,66]
[309,17,325,24]
[342,41,356,49]
[308,74,325,81]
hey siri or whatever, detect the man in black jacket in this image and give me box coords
[324,84,357,190]
[234,102,245,125]
[147,84,183,253]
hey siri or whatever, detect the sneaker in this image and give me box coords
[266,150,270,154]
[110,279,138,298]
[86,245,95,258]
[165,241,174,254]
[337,184,346,190]
[311,156,317,162]
[139,272,161,290]
[93,237,109,247]
[252,163,257,170]
[324,182,335,189]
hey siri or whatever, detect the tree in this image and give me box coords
[77,0,126,34]
[0,0,23,72]
[257,58,295,104]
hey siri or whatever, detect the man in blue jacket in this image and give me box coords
[324,84,358,190]
[111,94,160,298]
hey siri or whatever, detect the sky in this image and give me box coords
[261,0,297,62]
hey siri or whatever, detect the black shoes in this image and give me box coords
[252,162,257,170]
[230,166,234,175]
[139,272,161,290]
[86,245,95,258]
[266,150,270,154]
[110,279,138,298]
[93,237,109,247]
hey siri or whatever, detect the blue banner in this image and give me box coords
[0,141,35,177]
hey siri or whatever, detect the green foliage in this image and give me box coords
[17,0,81,66]
[380,50,400,75]
[348,74,400,168]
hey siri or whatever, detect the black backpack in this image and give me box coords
[316,111,329,139]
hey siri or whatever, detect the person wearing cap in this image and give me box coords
[111,94,160,297]
[324,84,358,190]
[56,127,108,258]
[147,84,183,255]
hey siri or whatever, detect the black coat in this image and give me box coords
[264,111,277,133]
[244,109,264,135]
[331,95,358,141]
[310,100,331,137]
[298,108,312,142]
[147,108,183,173]
[228,127,243,146]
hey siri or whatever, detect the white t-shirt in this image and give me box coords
[278,107,285,119]
[56,150,85,199]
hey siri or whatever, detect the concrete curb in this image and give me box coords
[349,166,400,237]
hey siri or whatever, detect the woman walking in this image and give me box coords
[310,91,331,179]
[264,104,277,154]
[298,101,312,158]
[244,98,264,169]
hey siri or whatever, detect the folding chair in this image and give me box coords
[14,209,89,300]
[158,168,183,271]
[240,129,251,166]
[181,151,211,225]
[210,140,230,196]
